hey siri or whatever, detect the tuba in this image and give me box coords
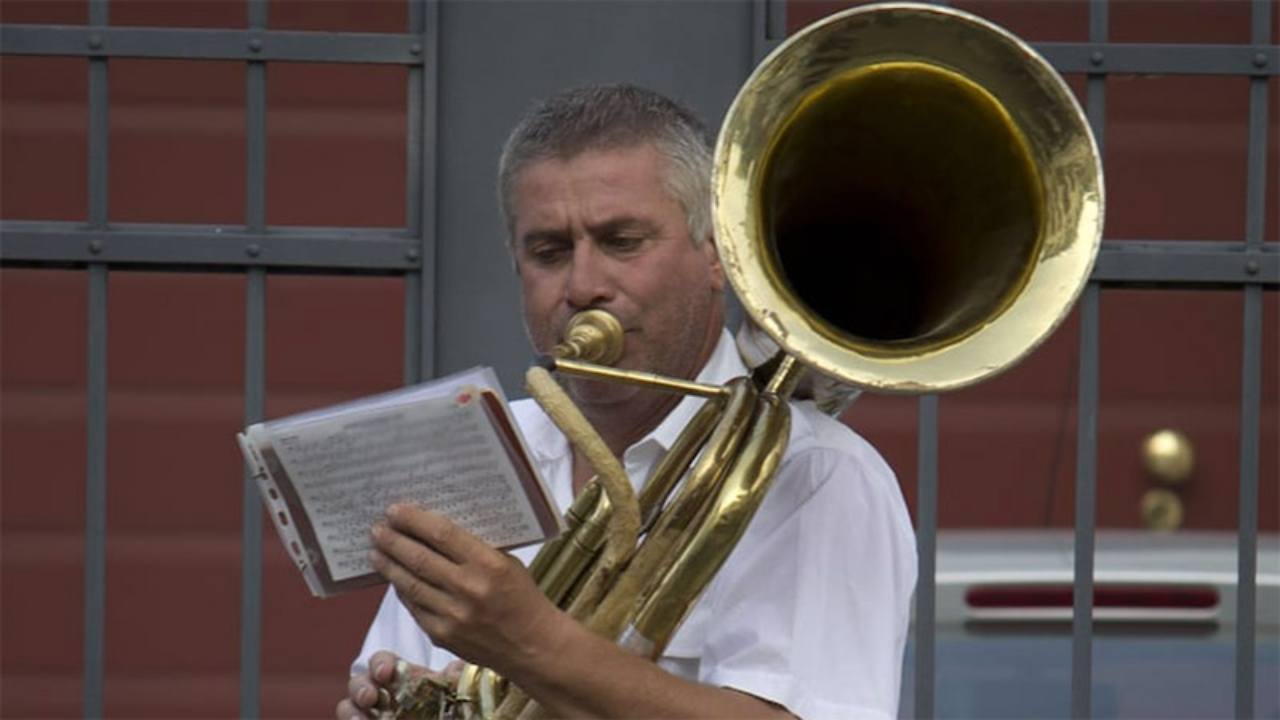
[382,3,1102,718]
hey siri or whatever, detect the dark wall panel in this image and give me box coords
[431,0,755,390]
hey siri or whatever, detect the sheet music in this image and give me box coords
[265,390,546,583]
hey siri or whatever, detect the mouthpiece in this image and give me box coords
[551,309,624,365]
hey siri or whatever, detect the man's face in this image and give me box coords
[511,144,725,408]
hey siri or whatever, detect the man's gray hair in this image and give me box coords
[498,84,714,248]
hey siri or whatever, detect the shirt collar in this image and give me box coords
[643,328,746,453]
[525,328,746,461]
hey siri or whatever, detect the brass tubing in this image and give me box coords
[500,381,758,720]
[474,482,608,720]
[537,488,613,606]
[477,669,500,719]
[636,395,727,532]
[527,481,601,584]
[763,354,804,398]
[578,380,758,642]
[621,393,792,657]
[453,664,480,711]
[524,366,639,573]
[494,368,646,720]
[547,357,730,399]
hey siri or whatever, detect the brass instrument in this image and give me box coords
[383,3,1102,718]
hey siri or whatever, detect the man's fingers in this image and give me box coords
[441,659,467,684]
[367,651,400,685]
[372,521,461,593]
[346,674,376,710]
[372,547,457,618]
[385,504,487,562]
[335,697,369,720]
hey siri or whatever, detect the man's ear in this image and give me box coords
[703,235,726,293]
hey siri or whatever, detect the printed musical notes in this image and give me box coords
[237,367,561,597]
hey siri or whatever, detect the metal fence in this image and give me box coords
[1,0,1276,717]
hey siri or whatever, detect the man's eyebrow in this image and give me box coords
[519,228,571,249]
[587,216,659,238]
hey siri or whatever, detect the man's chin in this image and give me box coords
[566,376,641,409]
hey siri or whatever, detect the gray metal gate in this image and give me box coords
[1,0,1276,717]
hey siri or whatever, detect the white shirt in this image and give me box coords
[355,330,917,719]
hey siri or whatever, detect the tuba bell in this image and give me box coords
[716,2,1102,393]
[383,3,1102,718]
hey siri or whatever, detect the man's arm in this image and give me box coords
[369,503,795,719]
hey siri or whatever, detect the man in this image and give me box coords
[338,85,916,719]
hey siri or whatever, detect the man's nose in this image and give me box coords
[564,244,614,309]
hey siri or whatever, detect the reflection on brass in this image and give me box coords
[1142,429,1195,485]
[391,3,1105,718]
[552,309,624,364]
[1141,488,1184,532]
[550,357,730,399]
[715,2,1102,393]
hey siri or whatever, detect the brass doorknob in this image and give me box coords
[1141,488,1184,532]
[1142,429,1194,485]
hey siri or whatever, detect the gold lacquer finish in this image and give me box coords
[550,358,730,399]
[715,2,1103,392]
[1142,428,1195,485]
[552,308,625,365]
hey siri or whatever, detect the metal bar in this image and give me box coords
[1071,283,1101,719]
[246,26,267,232]
[82,1,109,715]
[550,358,730,399]
[1093,241,1278,286]
[914,394,939,720]
[87,61,108,225]
[404,272,423,385]
[1036,42,1276,76]
[751,0,780,66]
[1236,287,1262,719]
[403,0,426,385]
[239,1,267,715]
[0,24,425,65]
[83,265,108,720]
[1,223,420,271]
[413,0,440,382]
[1234,3,1270,715]
[7,229,1277,285]
[765,0,786,42]
[240,269,266,719]
[1070,5,1107,716]
[7,27,1275,76]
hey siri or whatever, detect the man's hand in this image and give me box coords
[336,651,463,720]
[335,650,406,720]
[366,504,793,719]
[369,504,565,676]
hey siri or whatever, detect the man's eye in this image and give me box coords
[527,244,568,264]
[604,235,645,253]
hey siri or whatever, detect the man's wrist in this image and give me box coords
[501,605,587,692]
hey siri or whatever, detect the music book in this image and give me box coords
[236,367,563,598]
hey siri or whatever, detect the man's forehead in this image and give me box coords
[513,146,672,213]
[519,142,667,179]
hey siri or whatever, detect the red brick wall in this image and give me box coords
[1,2,412,716]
